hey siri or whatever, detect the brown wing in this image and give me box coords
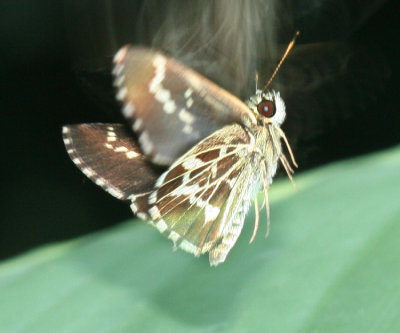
[139,124,260,265]
[63,123,160,200]
[112,46,256,165]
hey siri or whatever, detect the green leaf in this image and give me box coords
[1,146,400,333]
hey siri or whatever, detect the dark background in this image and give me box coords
[1,0,398,260]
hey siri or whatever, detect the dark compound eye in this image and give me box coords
[257,100,276,118]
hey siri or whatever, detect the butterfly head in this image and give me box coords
[246,89,286,127]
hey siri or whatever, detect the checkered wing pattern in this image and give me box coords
[135,124,261,266]
[113,46,256,165]
[63,124,160,200]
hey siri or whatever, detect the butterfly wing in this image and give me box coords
[63,124,160,200]
[112,46,257,165]
[137,123,262,265]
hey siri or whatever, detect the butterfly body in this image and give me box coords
[63,46,295,266]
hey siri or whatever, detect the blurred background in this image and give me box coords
[1,0,398,260]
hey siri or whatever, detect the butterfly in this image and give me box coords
[63,37,298,266]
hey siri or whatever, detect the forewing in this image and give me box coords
[142,124,255,263]
[112,46,256,165]
[63,123,160,200]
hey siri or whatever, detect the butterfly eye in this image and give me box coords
[257,100,276,118]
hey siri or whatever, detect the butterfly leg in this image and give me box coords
[249,196,259,243]
[261,162,271,238]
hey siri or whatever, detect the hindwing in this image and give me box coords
[136,124,261,265]
[63,124,160,200]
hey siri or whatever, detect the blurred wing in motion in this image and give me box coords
[112,46,255,165]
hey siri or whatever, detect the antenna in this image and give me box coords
[263,30,300,91]
[255,71,259,91]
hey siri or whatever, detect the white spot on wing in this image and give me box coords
[122,103,135,117]
[148,191,158,204]
[139,131,153,154]
[114,146,128,152]
[179,239,199,255]
[113,46,128,64]
[205,204,220,223]
[82,168,94,177]
[149,206,161,219]
[113,74,125,87]
[182,156,205,169]
[130,202,138,213]
[168,231,180,243]
[155,88,170,103]
[219,146,227,157]
[182,172,190,184]
[126,151,139,159]
[211,164,218,178]
[186,97,194,108]
[153,154,171,165]
[171,184,200,197]
[179,108,195,124]
[62,127,69,134]
[153,54,167,68]
[106,187,124,199]
[112,64,124,76]
[155,219,168,232]
[189,195,206,208]
[149,53,177,114]
[137,212,147,220]
[182,125,193,134]
[149,75,163,93]
[226,178,235,189]
[133,118,143,131]
[95,178,105,186]
[116,87,127,101]
[149,55,166,93]
[155,172,167,188]
[163,100,176,114]
[128,194,137,201]
[184,88,193,98]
